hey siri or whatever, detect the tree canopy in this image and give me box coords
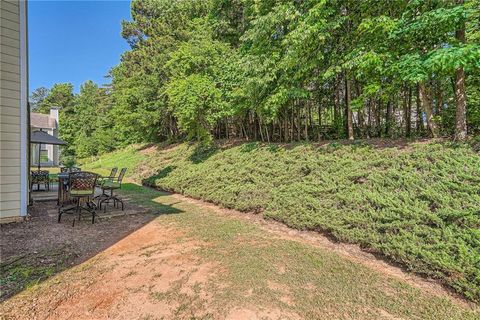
[30,0,480,158]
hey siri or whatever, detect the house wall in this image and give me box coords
[0,0,28,222]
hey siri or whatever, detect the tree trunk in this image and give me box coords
[344,75,354,140]
[366,99,372,139]
[416,85,423,134]
[376,99,382,137]
[354,81,364,138]
[435,81,443,116]
[317,105,322,141]
[418,82,438,138]
[385,99,393,137]
[304,107,308,141]
[405,86,412,137]
[334,77,341,136]
[454,1,468,140]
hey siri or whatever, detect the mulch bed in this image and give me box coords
[0,200,156,301]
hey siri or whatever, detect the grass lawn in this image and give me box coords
[4,182,478,319]
[80,145,146,177]
[81,139,480,302]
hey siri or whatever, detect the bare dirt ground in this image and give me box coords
[0,199,152,301]
[1,188,479,320]
[169,193,473,308]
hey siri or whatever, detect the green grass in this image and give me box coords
[0,250,73,301]
[83,140,480,302]
[122,184,479,318]
[80,144,147,177]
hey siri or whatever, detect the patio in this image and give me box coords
[30,181,137,220]
[0,196,155,302]
[30,181,58,202]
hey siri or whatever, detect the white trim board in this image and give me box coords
[19,0,28,216]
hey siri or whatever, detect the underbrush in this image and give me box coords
[83,139,480,301]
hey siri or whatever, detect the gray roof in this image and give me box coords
[30,130,67,145]
[31,113,56,129]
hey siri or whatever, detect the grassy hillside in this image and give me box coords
[83,139,480,301]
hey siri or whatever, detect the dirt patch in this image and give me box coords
[1,220,219,320]
[138,144,158,155]
[226,306,300,320]
[169,193,475,309]
[0,200,152,302]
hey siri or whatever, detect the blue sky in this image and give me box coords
[28,0,131,94]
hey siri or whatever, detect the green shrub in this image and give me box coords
[84,140,480,301]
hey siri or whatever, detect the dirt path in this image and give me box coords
[1,188,479,319]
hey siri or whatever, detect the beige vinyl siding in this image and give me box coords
[0,0,22,219]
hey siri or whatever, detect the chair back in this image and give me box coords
[108,167,118,179]
[69,171,97,196]
[117,168,127,184]
[31,170,49,183]
[60,167,81,173]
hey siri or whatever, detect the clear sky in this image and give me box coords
[28,0,131,94]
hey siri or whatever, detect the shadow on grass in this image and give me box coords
[221,137,463,153]
[0,182,182,302]
[188,143,218,164]
[120,183,183,215]
[141,166,177,187]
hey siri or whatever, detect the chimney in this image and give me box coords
[49,107,59,127]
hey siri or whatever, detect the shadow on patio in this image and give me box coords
[0,183,181,302]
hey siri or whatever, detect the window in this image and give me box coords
[40,150,49,163]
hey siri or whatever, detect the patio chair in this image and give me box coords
[96,167,118,187]
[98,167,126,213]
[93,167,118,203]
[30,170,50,191]
[58,171,98,224]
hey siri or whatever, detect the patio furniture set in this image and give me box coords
[30,167,126,224]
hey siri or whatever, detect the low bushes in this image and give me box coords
[85,140,480,301]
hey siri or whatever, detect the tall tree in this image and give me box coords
[454,0,468,141]
[29,87,49,111]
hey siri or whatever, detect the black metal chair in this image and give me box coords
[30,170,50,191]
[58,171,98,224]
[96,167,118,187]
[93,167,118,204]
[99,168,126,212]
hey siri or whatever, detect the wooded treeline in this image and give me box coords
[31,0,480,158]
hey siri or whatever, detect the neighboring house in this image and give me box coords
[0,0,29,223]
[31,108,60,167]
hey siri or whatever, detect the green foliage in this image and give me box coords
[37,0,480,157]
[38,83,77,159]
[80,144,147,177]
[29,87,49,111]
[87,140,480,301]
[166,75,224,141]
[73,81,113,158]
